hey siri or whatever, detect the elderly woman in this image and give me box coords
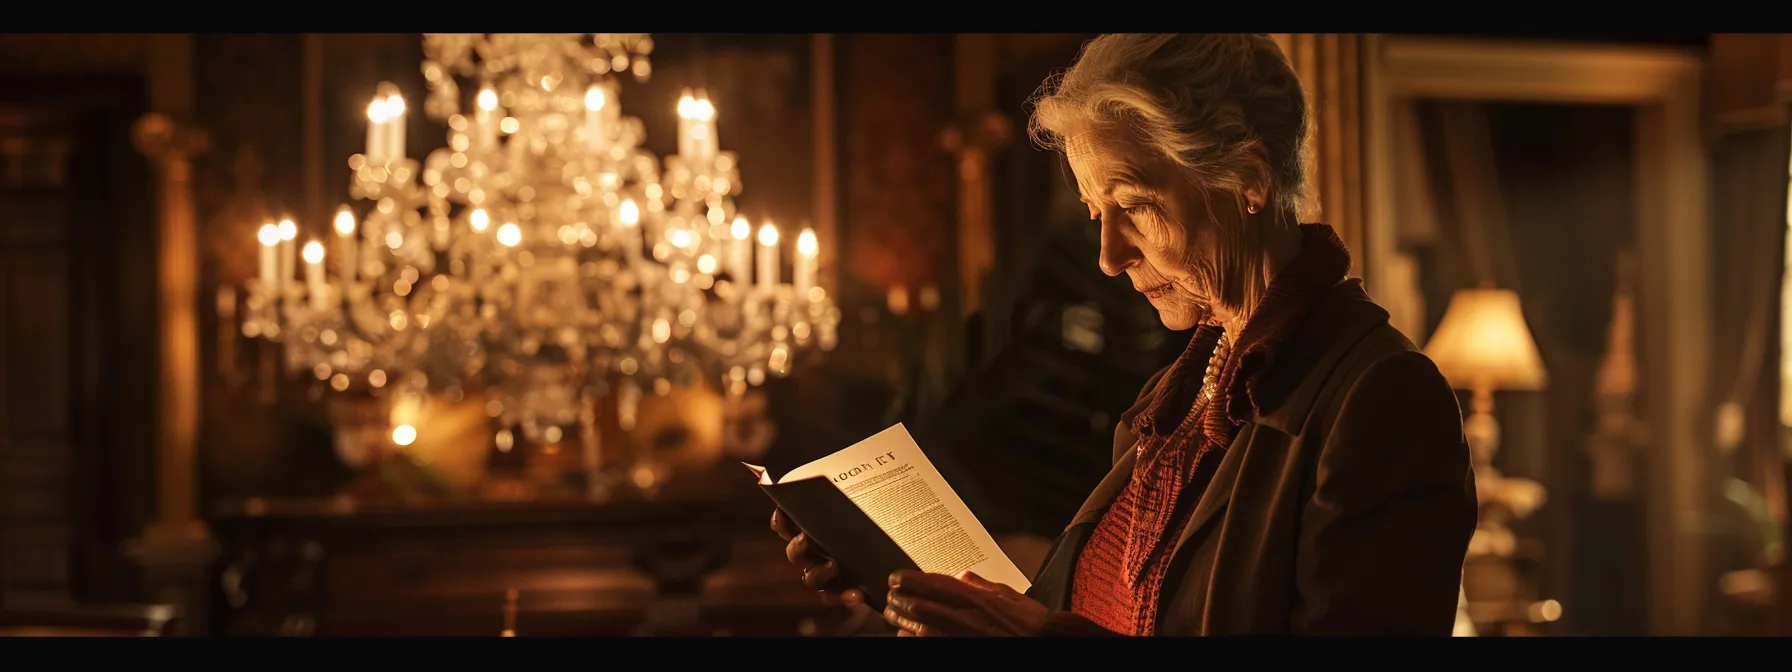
[771,33,1477,636]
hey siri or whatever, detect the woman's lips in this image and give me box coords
[1138,283,1173,299]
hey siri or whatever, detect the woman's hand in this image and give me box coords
[882,570,1048,636]
[770,508,865,607]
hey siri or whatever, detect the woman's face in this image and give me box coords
[1065,129,1232,331]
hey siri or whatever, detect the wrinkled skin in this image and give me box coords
[770,508,864,606]
[883,570,1050,637]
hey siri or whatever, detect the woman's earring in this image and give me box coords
[1247,203,1260,215]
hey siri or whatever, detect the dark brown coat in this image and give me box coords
[1026,280,1478,636]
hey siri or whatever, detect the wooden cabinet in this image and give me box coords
[208,488,865,637]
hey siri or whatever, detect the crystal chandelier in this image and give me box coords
[236,33,839,455]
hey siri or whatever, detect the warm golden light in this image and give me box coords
[367,99,389,123]
[301,241,325,265]
[257,223,280,247]
[669,229,691,248]
[797,229,818,257]
[697,254,718,275]
[731,215,750,240]
[277,219,297,241]
[584,85,607,112]
[476,88,498,112]
[392,424,418,447]
[619,199,640,226]
[1423,288,1548,392]
[758,222,779,246]
[469,208,490,232]
[333,207,356,236]
[385,93,406,116]
[496,222,522,247]
[676,91,716,121]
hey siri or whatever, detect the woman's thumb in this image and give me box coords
[957,571,1005,592]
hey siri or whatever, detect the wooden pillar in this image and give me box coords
[811,34,841,300]
[130,111,217,636]
[941,34,1013,377]
[1271,34,1369,275]
[128,35,217,633]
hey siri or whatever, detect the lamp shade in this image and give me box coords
[1422,288,1548,392]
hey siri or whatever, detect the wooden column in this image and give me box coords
[940,113,1012,317]
[1271,34,1368,274]
[810,34,841,299]
[941,34,1013,379]
[129,111,216,636]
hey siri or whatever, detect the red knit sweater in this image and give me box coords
[1068,224,1352,636]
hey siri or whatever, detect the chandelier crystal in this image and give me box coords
[237,33,839,460]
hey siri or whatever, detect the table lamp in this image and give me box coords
[1423,287,1550,541]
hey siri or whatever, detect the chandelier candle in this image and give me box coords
[757,222,780,292]
[795,228,817,299]
[620,199,643,262]
[475,87,499,153]
[257,223,279,290]
[676,89,717,163]
[383,88,407,163]
[277,219,297,293]
[333,207,358,281]
[729,216,751,282]
[365,99,389,165]
[302,241,327,311]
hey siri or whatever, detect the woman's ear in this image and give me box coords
[1242,186,1267,214]
[1242,143,1274,213]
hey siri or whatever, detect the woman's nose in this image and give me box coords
[1097,220,1140,277]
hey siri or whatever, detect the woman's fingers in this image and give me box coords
[801,559,840,590]
[885,590,980,636]
[770,509,797,541]
[784,532,809,564]
[957,571,1024,601]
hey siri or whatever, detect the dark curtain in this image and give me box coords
[1707,123,1790,634]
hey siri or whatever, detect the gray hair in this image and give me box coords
[1028,34,1310,219]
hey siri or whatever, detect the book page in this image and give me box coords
[780,424,1032,593]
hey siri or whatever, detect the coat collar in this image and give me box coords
[1062,279,1393,531]
[1247,279,1393,435]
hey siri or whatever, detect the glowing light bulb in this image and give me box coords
[496,222,522,247]
[333,207,356,235]
[301,241,325,264]
[620,199,639,227]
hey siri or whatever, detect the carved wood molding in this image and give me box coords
[132,113,211,171]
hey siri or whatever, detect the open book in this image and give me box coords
[745,423,1031,611]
